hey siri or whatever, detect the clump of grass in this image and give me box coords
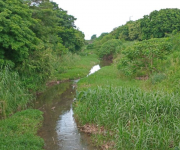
[151,73,166,84]
[74,86,180,149]
[0,67,32,118]
[0,109,44,150]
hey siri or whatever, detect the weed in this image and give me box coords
[0,67,32,118]
[74,86,180,149]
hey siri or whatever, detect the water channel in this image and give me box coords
[34,63,106,150]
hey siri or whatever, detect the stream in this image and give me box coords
[34,63,105,150]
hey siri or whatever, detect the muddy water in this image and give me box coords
[35,65,103,150]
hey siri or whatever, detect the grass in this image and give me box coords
[0,109,44,150]
[74,37,180,149]
[74,86,180,150]
[0,67,32,118]
[55,52,99,80]
[77,64,142,91]
[0,67,44,149]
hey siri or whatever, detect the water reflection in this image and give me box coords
[35,82,96,150]
[88,65,100,76]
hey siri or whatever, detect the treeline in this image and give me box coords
[89,8,180,51]
[0,0,85,90]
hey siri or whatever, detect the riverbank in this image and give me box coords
[74,61,180,149]
[0,53,99,150]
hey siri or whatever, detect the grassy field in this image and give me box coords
[77,64,142,91]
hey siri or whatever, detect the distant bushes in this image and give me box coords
[98,39,122,58]
[118,38,173,77]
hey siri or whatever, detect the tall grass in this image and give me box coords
[0,67,32,118]
[74,86,180,149]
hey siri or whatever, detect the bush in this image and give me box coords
[98,39,122,58]
[118,38,173,77]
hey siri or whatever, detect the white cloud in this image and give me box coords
[52,0,180,39]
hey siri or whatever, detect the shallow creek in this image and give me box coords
[35,64,103,150]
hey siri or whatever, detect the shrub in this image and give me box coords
[98,39,122,58]
[118,38,172,76]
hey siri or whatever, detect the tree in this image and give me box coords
[118,38,172,76]
[0,0,39,67]
[141,9,180,40]
[91,34,97,40]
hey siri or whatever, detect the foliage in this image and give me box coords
[0,67,32,118]
[141,9,180,40]
[112,25,129,40]
[56,53,99,80]
[87,33,113,52]
[74,86,180,149]
[118,38,172,76]
[109,8,180,42]
[0,109,44,150]
[91,34,97,40]
[98,39,122,57]
[19,48,57,90]
[87,43,94,49]
[0,0,39,67]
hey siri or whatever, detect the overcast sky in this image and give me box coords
[52,0,180,40]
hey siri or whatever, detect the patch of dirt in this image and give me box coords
[46,80,69,87]
[135,75,149,80]
[103,54,113,62]
[79,124,105,135]
[78,124,115,149]
[101,141,115,150]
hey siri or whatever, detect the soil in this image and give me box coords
[78,124,115,150]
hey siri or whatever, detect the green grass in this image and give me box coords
[0,109,44,150]
[77,64,142,91]
[74,41,180,149]
[55,53,99,80]
[0,67,32,118]
[74,86,180,150]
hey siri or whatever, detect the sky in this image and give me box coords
[52,0,180,40]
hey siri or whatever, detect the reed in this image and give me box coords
[0,66,32,118]
[74,86,180,149]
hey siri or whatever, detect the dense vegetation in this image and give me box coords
[1,1,180,149]
[0,0,85,90]
[88,8,180,55]
[0,0,89,149]
[0,0,86,117]
[74,8,180,150]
